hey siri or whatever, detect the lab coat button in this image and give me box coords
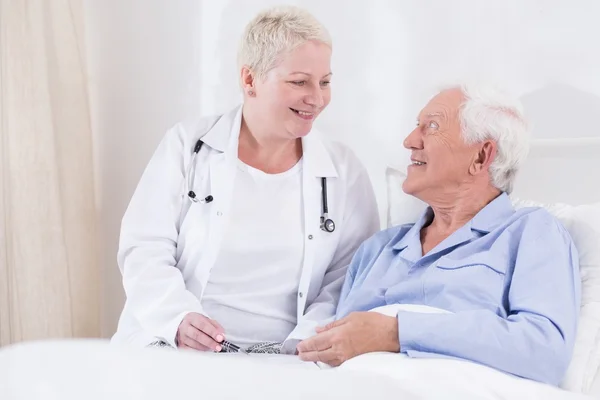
[216,211,222,216]
[299,292,304,298]
[308,235,313,240]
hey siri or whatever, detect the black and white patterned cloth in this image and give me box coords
[147,339,282,354]
[244,341,282,354]
[147,339,174,348]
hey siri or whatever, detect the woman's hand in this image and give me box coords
[176,312,225,351]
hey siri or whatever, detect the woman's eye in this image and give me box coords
[320,81,331,87]
[291,81,306,86]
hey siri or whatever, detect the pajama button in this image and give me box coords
[308,235,313,240]
[299,292,304,298]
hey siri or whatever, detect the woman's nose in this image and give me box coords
[304,87,324,108]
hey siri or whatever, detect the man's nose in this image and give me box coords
[403,127,423,150]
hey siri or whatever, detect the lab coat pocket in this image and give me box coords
[176,198,212,278]
[425,253,508,311]
[314,216,344,274]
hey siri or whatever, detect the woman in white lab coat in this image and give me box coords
[112,6,380,354]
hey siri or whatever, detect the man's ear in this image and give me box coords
[469,140,497,175]
[240,66,256,96]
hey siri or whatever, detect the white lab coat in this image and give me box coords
[112,105,380,352]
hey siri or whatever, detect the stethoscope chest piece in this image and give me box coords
[320,216,335,233]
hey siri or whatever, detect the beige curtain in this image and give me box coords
[0,0,100,345]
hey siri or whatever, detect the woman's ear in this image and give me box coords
[241,66,256,97]
[469,140,497,175]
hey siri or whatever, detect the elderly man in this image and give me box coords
[297,85,581,386]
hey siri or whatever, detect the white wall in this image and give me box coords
[84,0,600,337]
[84,0,205,337]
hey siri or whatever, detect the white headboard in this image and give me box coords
[512,138,600,206]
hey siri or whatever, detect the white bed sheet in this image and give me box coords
[0,338,593,400]
[0,340,417,400]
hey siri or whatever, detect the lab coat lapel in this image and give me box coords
[296,131,338,317]
[298,167,320,316]
[197,107,241,293]
[203,154,235,263]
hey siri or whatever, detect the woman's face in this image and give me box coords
[246,40,332,139]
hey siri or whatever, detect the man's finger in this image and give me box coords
[316,318,346,333]
[298,348,340,366]
[297,331,334,353]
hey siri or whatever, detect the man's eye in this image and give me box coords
[428,121,439,129]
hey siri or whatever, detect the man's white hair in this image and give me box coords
[453,84,531,194]
[237,6,331,80]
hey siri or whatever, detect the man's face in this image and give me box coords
[402,89,480,200]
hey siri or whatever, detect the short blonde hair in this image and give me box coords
[237,6,332,80]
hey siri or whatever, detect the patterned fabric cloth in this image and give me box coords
[147,339,174,349]
[147,339,282,354]
[244,342,282,354]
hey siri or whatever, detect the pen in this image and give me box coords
[220,340,243,353]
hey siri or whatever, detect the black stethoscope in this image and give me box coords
[186,139,335,233]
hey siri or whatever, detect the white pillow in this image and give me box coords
[385,167,600,394]
[369,304,452,317]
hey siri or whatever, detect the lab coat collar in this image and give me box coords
[301,130,338,178]
[200,105,242,154]
[201,104,338,178]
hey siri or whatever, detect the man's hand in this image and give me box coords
[176,312,225,352]
[296,312,400,366]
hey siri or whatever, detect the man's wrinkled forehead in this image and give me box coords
[418,89,464,121]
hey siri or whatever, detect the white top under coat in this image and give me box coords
[202,158,305,348]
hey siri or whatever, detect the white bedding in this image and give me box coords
[0,316,592,400]
[0,340,416,400]
[343,305,593,399]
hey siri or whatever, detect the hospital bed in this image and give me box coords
[1,137,599,399]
